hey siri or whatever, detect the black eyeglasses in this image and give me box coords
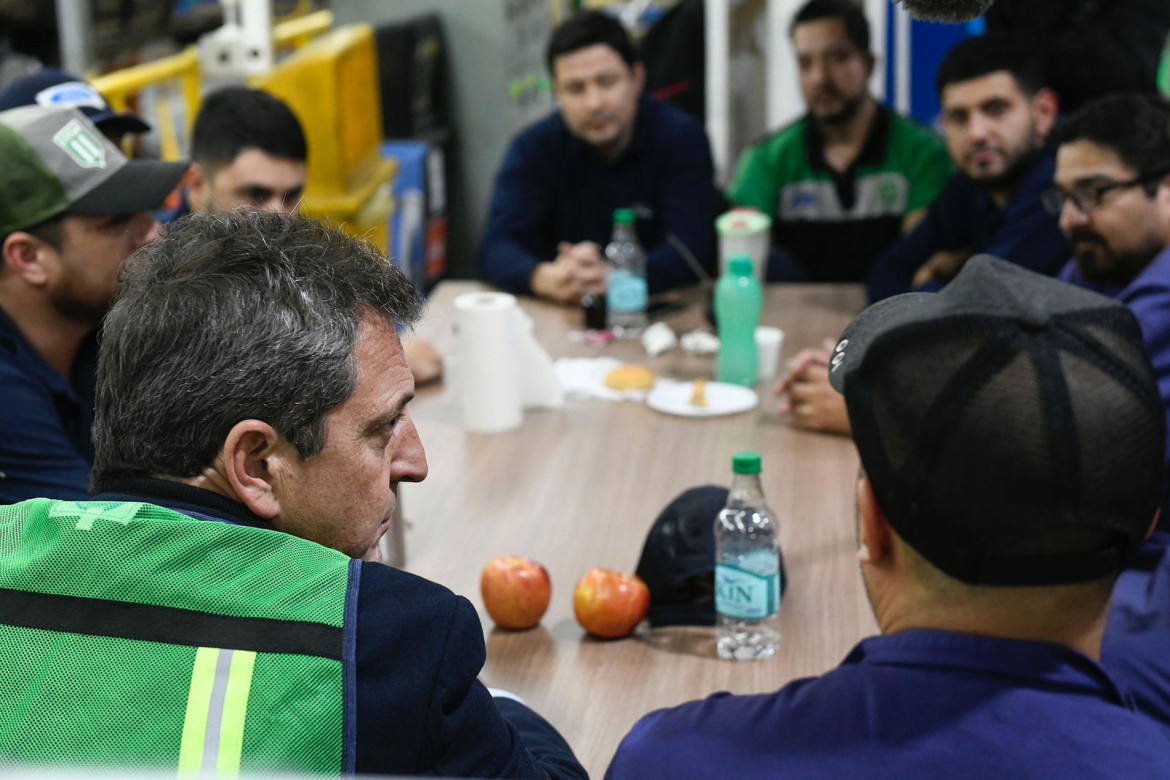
[1042,172,1167,216]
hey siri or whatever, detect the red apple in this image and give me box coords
[480,555,552,630]
[573,568,650,639]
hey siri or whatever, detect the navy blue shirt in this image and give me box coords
[867,147,1069,302]
[1104,532,1170,726]
[479,97,719,295]
[0,306,98,504]
[607,629,1170,779]
[94,478,586,779]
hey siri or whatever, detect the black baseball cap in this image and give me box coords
[637,485,787,626]
[830,255,1165,586]
[0,68,151,137]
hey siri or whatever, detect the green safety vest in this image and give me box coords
[0,498,352,776]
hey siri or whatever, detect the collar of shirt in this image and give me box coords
[92,475,271,530]
[0,304,89,409]
[846,628,1127,704]
[804,102,892,174]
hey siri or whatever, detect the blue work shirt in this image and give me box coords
[1060,246,1170,462]
[607,629,1170,779]
[478,96,719,296]
[0,306,97,503]
[1104,532,1170,726]
[867,147,1069,302]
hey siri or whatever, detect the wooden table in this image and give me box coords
[401,282,874,776]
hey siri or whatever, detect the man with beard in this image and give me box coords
[867,32,1068,301]
[728,0,951,282]
[0,105,185,503]
[479,10,719,305]
[1047,96,1170,726]
[773,34,1070,434]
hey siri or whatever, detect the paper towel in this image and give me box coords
[454,292,523,432]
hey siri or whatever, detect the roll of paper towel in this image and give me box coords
[454,292,523,432]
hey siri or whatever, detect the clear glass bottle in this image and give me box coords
[715,451,781,661]
[605,207,648,337]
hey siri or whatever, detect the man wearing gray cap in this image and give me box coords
[608,257,1170,779]
[0,106,186,503]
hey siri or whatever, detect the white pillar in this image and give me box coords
[55,0,92,76]
[705,0,731,181]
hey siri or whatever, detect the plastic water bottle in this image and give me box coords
[716,451,781,661]
[605,208,648,336]
[715,256,762,385]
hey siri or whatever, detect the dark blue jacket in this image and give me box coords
[607,629,1170,779]
[0,306,97,504]
[867,147,1069,302]
[94,477,586,779]
[479,97,718,295]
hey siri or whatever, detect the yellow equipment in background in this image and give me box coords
[252,24,396,253]
[89,11,396,254]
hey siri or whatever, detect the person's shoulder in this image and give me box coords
[886,111,945,149]
[358,559,464,613]
[643,97,703,135]
[748,115,810,153]
[735,117,810,175]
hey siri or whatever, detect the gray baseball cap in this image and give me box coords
[0,105,187,235]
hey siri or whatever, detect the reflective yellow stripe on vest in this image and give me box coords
[179,647,257,777]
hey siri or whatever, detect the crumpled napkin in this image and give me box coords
[554,357,654,401]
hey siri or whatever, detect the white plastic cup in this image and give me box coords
[717,208,772,285]
[755,326,785,383]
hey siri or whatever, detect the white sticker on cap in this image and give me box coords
[35,82,108,111]
[830,338,848,372]
[53,118,106,169]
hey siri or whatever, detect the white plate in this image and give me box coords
[646,379,758,417]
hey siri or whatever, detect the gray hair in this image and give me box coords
[91,210,424,486]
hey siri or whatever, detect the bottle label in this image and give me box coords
[607,270,647,314]
[715,554,780,620]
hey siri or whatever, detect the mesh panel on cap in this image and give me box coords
[856,309,1163,584]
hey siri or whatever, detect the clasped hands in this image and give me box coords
[531,241,608,305]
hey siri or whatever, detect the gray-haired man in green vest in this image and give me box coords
[0,211,585,778]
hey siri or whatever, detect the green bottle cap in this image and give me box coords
[728,256,754,276]
[614,208,636,225]
[732,451,762,474]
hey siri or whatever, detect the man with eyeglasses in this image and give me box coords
[1050,93,1170,726]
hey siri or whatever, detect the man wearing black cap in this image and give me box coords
[608,256,1170,779]
[0,106,186,503]
[0,68,152,144]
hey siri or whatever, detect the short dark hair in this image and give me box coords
[936,32,1047,98]
[546,10,637,75]
[1,212,64,256]
[191,87,307,172]
[91,211,423,486]
[789,0,870,53]
[1056,94,1170,182]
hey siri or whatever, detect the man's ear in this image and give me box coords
[1031,87,1060,141]
[2,232,55,286]
[219,419,294,520]
[185,162,210,214]
[857,476,893,565]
